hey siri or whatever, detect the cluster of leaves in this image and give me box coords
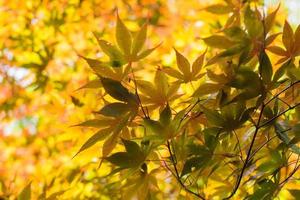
[75,1,300,199]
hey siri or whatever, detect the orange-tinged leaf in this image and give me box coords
[194,72,206,80]
[132,23,147,56]
[116,14,132,54]
[275,56,289,65]
[205,54,221,66]
[267,46,287,56]
[282,20,294,51]
[265,4,280,33]
[294,25,300,54]
[265,33,281,46]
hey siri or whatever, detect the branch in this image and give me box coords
[264,80,300,106]
[166,140,206,200]
[177,99,201,130]
[258,102,300,129]
[224,100,300,199]
[129,62,149,119]
[224,103,265,199]
[279,161,300,188]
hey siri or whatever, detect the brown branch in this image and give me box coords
[258,102,300,129]
[224,103,265,199]
[279,163,300,188]
[129,62,149,119]
[166,140,206,200]
[264,80,300,106]
[233,130,244,163]
[177,99,201,130]
[224,100,300,199]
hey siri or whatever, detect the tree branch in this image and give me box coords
[224,103,265,199]
[166,140,206,200]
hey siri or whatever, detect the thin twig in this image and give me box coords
[129,62,149,118]
[233,130,244,163]
[224,103,265,199]
[258,102,300,129]
[264,80,300,106]
[166,140,206,200]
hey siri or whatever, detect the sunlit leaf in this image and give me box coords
[174,48,190,76]
[73,119,111,128]
[162,67,184,79]
[76,79,102,91]
[132,23,147,56]
[265,4,280,33]
[81,56,115,76]
[74,128,112,157]
[282,20,294,51]
[95,39,125,66]
[267,46,287,56]
[116,14,132,54]
[135,43,161,60]
[192,50,206,75]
